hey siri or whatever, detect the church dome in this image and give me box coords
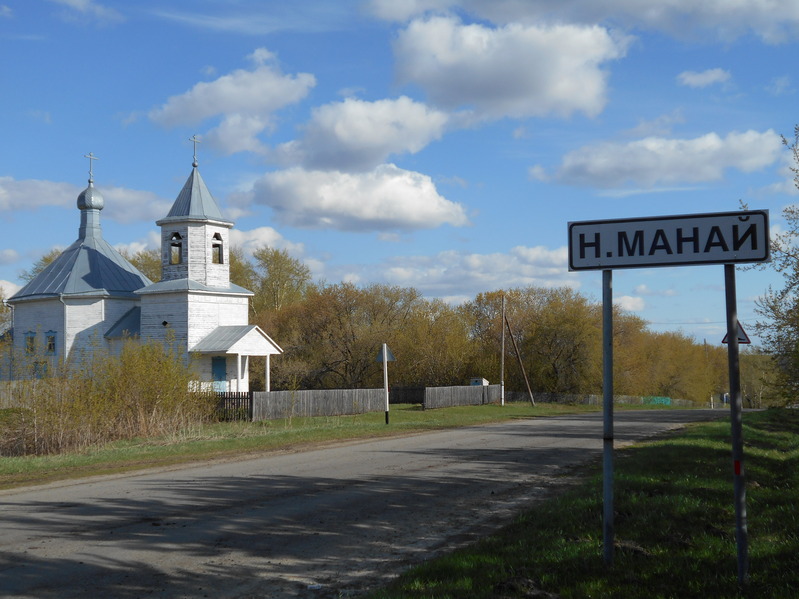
[77,180,104,211]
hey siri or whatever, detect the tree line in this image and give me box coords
[0,239,780,406]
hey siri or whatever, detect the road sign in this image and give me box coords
[568,210,769,271]
[376,346,396,362]
[722,321,752,345]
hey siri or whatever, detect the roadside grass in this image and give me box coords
[368,408,799,599]
[0,402,601,490]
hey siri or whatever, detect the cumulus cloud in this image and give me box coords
[0,279,21,298]
[532,129,783,189]
[148,48,315,154]
[393,16,628,121]
[0,177,79,212]
[102,187,172,223]
[230,226,304,256]
[248,164,469,231]
[677,68,731,88]
[615,296,645,311]
[275,96,449,171]
[367,0,799,43]
[324,244,572,299]
[0,176,170,225]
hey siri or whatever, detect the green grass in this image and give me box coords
[368,408,799,599]
[0,402,598,490]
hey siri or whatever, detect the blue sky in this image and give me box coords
[2,0,798,346]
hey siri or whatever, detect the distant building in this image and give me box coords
[5,153,281,391]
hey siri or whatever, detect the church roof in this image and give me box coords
[156,166,233,226]
[135,278,253,296]
[9,177,152,303]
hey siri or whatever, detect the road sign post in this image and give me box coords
[377,344,396,425]
[568,210,768,578]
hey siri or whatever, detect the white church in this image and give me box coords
[5,152,282,392]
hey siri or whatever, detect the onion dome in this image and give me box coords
[77,179,105,211]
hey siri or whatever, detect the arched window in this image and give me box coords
[170,232,183,265]
[212,233,223,265]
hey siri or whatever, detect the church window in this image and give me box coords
[45,331,57,355]
[212,233,224,264]
[24,331,35,354]
[170,233,183,265]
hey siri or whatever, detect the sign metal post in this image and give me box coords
[568,210,768,576]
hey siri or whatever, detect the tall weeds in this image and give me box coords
[0,339,216,456]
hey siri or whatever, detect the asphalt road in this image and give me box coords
[0,409,726,598]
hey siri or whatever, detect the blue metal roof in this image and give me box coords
[136,278,253,296]
[157,167,233,225]
[192,325,283,354]
[9,189,152,303]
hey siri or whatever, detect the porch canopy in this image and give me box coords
[192,325,283,391]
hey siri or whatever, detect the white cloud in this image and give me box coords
[148,48,315,155]
[275,96,449,171]
[113,231,161,255]
[150,3,353,35]
[248,164,469,231]
[767,75,793,96]
[0,177,78,211]
[324,244,573,298]
[0,250,19,265]
[230,226,304,256]
[0,176,170,225]
[0,279,21,298]
[535,129,783,189]
[393,16,629,121]
[0,5,12,18]
[615,296,645,311]
[624,110,685,138]
[102,187,172,224]
[49,0,123,24]
[368,0,799,43]
[677,68,731,88]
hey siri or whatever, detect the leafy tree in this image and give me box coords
[464,287,602,394]
[754,125,799,400]
[252,246,311,315]
[274,282,422,389]
[120,248,161,282]
[229,246,258,291]
[391,299,476,387]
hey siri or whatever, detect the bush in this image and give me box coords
[0,339,216,456]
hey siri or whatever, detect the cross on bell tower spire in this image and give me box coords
[189,135,201,168]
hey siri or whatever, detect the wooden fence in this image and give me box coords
[423,384,501,410]
[252,388,385,421]
[216,392,253,421]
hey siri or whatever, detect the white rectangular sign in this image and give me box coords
[568,210,769,271]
